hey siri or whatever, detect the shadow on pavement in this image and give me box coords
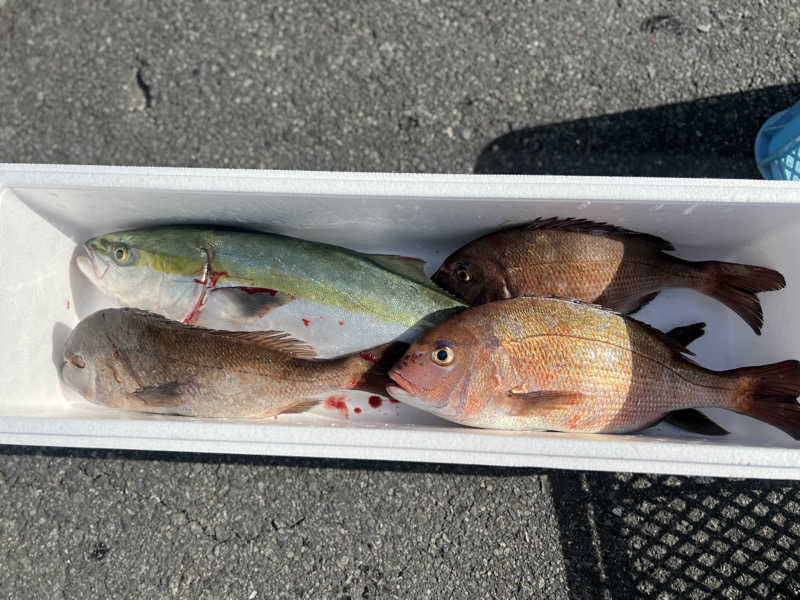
[4,445,800,598]
[550,472,800,599]
[474,84,800,178]
[476,83,800,599]
[0,444,542,477]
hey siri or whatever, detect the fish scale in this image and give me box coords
[387,297,800,437]
[60,308,406,419]
[77,226,465,357]
[433,218,785,334]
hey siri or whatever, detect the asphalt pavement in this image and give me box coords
[2,1,800,598]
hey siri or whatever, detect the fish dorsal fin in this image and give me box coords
[632,318,697,357]
[213,330,317,358]
[665,322,706,348]
[523,217,675,251]
[367,254,444,292]
[123,308,317,358]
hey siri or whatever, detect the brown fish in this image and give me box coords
[432,218,785,334]
[60,308,406,418]
[386,297,800,438]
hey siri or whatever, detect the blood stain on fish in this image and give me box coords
[354,407,362,414]
[193,270,229,287]
[209,270,228,286]
[368,396,383,409]
[183,298,207,324]
[324,396,348,418]
[240,287,279,296]
[302,318,311,327]
[360,352,379,365]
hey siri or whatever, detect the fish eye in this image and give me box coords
[431,346,455,366]
[455,266,471,282]
[68,355,86,369]
[112,245,129,263]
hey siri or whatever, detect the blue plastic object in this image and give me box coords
[755,99,800,180]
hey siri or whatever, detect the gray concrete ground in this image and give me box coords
[2,1,800,598]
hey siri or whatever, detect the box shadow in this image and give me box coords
[474,84,800,178]
[477,83,800,598]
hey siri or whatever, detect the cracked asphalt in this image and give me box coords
[2,1,800,598]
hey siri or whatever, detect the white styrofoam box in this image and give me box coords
[2,163,800,479]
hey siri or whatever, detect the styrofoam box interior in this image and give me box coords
[3,164,800,478]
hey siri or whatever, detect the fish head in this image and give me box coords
[387,316,490,420]
[432,244,510,306]
[76,229,203,318]
[60,310,130,408]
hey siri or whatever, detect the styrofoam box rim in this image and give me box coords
[3,162,800,479]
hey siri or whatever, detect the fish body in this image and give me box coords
[77,227,465,357]
[60,308,405,418]
[387,297,800,437]
[432,218,785,334]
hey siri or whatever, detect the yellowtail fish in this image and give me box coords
[77,226,465,357]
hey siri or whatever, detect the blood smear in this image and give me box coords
[324,396,348,418]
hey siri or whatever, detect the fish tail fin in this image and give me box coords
[726,360,800,439]
[687,260,785,334]
[344,341,410,395]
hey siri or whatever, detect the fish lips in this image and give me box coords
[76,244,110,282]
[387,370,423,407]
[388,368,421,398]
[386,384,420,406]
[387,368,448,410]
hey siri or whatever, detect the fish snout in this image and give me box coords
[388,367,422,399]
[431,268,446,286]
[60,355,92,400]
[397,351,426,369]
[388,351,429,392]
[76,245,110,282]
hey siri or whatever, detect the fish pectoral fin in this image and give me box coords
[368,254,444,293]
[629,291,660,314]
[662,409,729,436]
[131,381,187,407]
[505,389,588,416]
[280,398,321,415]
[206,287,294,322]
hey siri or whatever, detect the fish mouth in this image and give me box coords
[76,244,109,281]
[430,269,449,291]
[388,369,422,399]
[60,359,92,400]
[386,384,422,406]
